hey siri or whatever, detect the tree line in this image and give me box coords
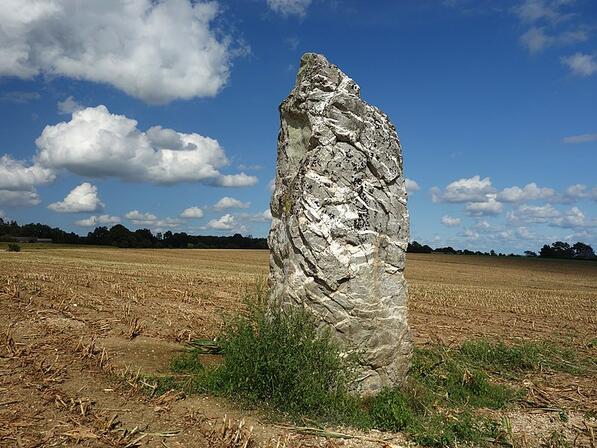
[1,217,593,257]
[0,218,267,249]
[407,240,595,259]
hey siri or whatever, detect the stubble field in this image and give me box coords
[1,245,596,447]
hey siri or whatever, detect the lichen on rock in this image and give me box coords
[268,53,412,396]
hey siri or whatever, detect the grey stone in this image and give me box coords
[268,53,412,396]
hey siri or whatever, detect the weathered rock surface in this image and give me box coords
[268,53,412,395]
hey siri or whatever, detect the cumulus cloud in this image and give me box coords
[561,184,597,202]
[562,133,597,144]
[207,213,236,230]
[238,209,273,223]
[507,203,560,224]
[125,209,181,230]
[405,178,420,193]
[561,53,597,76]
[431,175,495,203]
[57,96,84,114]
[214,197,250,210]
[266,0,311,17]
[465,195,503,216]
[0,155,55,190]
[551,207,597,229]
[75,214,120,227]
[215,173,258,187]
[0,0,234,104]
[35,105,257,186]
[441,215,461,227]
[180,206,204,219]
[0,190,40,207]
[497,182,555,202]
[48,182,104,213]
[125,210,157,224]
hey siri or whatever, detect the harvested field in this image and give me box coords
[1,245,596,447]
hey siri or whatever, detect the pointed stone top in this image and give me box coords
[295,53,360,97]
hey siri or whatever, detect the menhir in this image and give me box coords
[268,53,412,396]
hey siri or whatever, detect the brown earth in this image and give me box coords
[1,246,596,447]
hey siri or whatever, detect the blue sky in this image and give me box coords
[0,0,595,253]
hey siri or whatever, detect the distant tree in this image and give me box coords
[539,241,593,259]
[490,250,497,256]
[407,241,433,253]
[524,250,537,257]
[435,246,456,255]
[539,244,553,258]
[572,242,595,259]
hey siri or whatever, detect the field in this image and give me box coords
[1,245,596,447]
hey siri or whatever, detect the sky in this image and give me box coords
[0,0,595,253]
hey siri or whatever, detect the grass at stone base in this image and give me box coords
[143,288,594,447]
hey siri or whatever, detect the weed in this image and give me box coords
[7,243,20,252]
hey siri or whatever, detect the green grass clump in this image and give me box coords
[171,282,364,423]
[210,302,361,420]
[458,340,590,375]
[7,243,21,252]
[413,346,519,409]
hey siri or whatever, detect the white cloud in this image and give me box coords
[214,196,250,210]
[125,210,158,224]
[561,53,597,76]
[441,215,461,227]
[520,27,586,53]
[551,206,597,228]
[431,175,495,203]
[57,96,83,114]
[0,190,40,207]
[180,206,204,219]
[507,203,560,223]
[239,209,273,223]
[48,182,104,213]
[514,0,572,24]
[562,133,597,144]
[474,220,491,230]
[207,213,236,230]
[561,184,597,202]
[465,195,503,216]
[520,27,552,52]
[215,173,258,187]
[0,0,234,104]
[0,155,55,190]
[268,178,276,192]
[405,178,420,193]
[125,209,181,230]
[75,214,120,227]
[262,209,273,221]
[497,182,555,202]
[35,105,257,186]
[462,228,480,240]
[266,0,311,17]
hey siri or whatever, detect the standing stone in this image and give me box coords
[268,53,412,396]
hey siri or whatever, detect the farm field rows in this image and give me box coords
[1,246,596,447]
